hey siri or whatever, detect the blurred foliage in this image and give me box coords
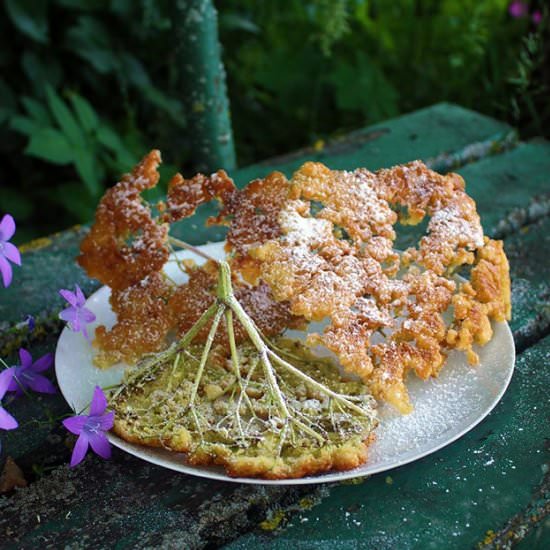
[0,0,184,242]
[0,0,548,242]
[220,0,548,163]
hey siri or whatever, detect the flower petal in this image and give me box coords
[0,214,16,241]
[18,348,33,369]
[0,406,18,430]
[63,415,88,435]
[2,242,21,266]
[59,289,78,307]
[32,352,54,373]
[79,308,96,324]
[0,368,15,398]
[59,306,77,324]
[70,433,89,467]
[89,432,111,459]
[0,255,13,287]
[75,285,86,307]
[97,410,115,431]
[6,367,22,393]
[89,386,107,416]
[27,374,57,394]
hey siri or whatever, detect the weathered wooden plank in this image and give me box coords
[223,335,550,550]
[0,453,329,549]
[458,141,550,233]
[233,102,514,185]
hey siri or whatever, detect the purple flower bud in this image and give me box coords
[0,369,18,431]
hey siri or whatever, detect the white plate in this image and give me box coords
[55,242,515,485]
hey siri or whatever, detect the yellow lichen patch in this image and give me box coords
[19,237,52,253]
[260,510,286,531]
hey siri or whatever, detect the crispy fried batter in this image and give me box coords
[376,161,484,273]
[210,171,294,282]
[446,238,511,364]
[160,169,235,223]
[78,150,169,290]
[94,272,175,368]
[251,161,510,413]
[80,153,510,415]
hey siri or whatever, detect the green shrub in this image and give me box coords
[0,0,546,242]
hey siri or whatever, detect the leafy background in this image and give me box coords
[0,0,548,243]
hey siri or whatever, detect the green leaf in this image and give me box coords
[69,93,98,132]
[10,115,36,135]
[73,147,101,196]
[96,124,123,151]
[120,53,150,88]
[142,86,186,126]
[45,85,85,146]
[21,96,52,125]
[65,16,115,73]
[96,124,137,168]
[0,79,16,124]
[25,128,73,164]
[5,0,49,43]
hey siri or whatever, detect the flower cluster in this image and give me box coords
[508,1,543,24]
[1,212,110,467]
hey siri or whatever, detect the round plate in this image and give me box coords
[55,242,515,484]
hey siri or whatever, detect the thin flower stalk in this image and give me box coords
[120,259,374,449]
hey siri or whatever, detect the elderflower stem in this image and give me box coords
[266,349,372,418]
[216,261,370,420]
[168,236,219,263]
[176,302,219,350]
[216,262,292,422]
[188,305,225,408]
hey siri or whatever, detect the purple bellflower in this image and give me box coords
[59,285,96,341]
[532,10,542,24]
[0,369,18,430]
[508,1,528,18]
[6,348,56,397]
[63,386,114,467]
[0,214,21,288]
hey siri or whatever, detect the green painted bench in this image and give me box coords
[1,103,549,549]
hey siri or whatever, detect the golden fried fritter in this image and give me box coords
[78,150,169,290]
[93,272,175,368]
[210,171,295,282]
[80,153,510,415]
[251,161,511,413]
[160,169,235,223]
